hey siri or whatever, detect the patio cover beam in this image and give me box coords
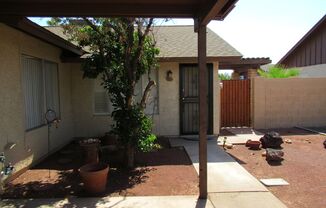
[199,0,229,26]
[197,22,208,199]
[0,0,237,19]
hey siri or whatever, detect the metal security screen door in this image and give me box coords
[180,64,213,135]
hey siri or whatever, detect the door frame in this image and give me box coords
[179,63,213,135]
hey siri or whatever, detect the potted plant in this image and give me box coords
[79,162,109,194]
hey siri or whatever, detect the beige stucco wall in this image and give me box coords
[0,23,74,174]
[252,77,326,129]
[213,62,220,135]
[72,61,220,136]
[71,66,113,137]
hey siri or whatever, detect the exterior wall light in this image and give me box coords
[166,70,173,81]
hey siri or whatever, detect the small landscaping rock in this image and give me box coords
[266,148,284,162]
[226,143,233,149]
[262,151,266,157]
[260,132,283,149]
[285,139,292,144]
[323,139,326,148]
[246,140,261,150]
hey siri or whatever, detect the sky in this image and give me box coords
[30,0,326,64]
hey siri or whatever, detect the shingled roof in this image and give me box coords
[45,25,242,60]
[152,26,242,58]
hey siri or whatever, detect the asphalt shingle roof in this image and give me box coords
[46,25,242,58]
[152,26,242,58]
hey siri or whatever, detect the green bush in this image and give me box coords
[218,73,231,80]
[258,66,299,78]
[111,106,157,152]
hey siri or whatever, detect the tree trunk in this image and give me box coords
[126,143,135,168]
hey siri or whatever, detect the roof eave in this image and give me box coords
[159,56,242,62]
[0,16,84,57]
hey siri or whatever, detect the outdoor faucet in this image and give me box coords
[0,152,5,163]
[3,164,14,176]
[0,152,14,176]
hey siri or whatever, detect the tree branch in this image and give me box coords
[132,18,154,70]
[82,18,103,36]
[140,80,156,110]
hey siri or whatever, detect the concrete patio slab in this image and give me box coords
[170,138,268,193]
[1,195,214,208]
[218,127,263,144]
[209,192,287,208]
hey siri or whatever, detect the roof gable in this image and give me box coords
[278,14,326,65]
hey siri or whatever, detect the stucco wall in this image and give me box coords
[252,77,326,129]
[71,66,113,137]
[72,61,220,136]
[0,23,74,174]
[298,64,326,78]
[213,62,220,135]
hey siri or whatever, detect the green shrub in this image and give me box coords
[258,66,299,78]
[218,73,231,80]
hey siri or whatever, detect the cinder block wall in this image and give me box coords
[252,77,326,129]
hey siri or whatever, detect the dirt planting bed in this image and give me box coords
[226,128,326,208]
[1,137,198,198]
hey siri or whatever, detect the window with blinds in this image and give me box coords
[22,55,60,130]
[93,79,111,115]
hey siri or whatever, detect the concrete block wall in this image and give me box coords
[252,77,326,129]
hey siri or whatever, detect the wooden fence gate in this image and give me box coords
[221,80,251,127]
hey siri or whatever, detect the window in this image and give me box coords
[44,61,60,116]
[93,69,159,116]
[22,55,60,130]
[93,78,112,115]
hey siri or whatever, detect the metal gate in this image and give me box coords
[221,79,251,127]
[180,64,213,135]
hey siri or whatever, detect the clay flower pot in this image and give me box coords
[100,132,118,146]
[79,138,100,164]
[79,163,109,194]
[247,140,261,150]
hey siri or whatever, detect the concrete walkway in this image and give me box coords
[218,127,263,144]
[170,138,287,208]
[1,196,214,208]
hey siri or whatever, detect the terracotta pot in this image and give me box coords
[79,163,109,194]
[79,138,100,164]
[247,140,261,150]
[100,133,118,146]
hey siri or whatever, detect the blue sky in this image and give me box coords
[30,0,326,64]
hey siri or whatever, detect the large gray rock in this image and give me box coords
[260,132,283,149]
[266,148,284,162]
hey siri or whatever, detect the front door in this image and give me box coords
[180,64,213,135]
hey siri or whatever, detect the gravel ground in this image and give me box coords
[226,128,326,208]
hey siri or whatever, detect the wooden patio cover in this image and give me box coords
[0,0,239,199]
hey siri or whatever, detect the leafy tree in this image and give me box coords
[218,73,231,80]
[49,18,159,168]
[258,65,299,78]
